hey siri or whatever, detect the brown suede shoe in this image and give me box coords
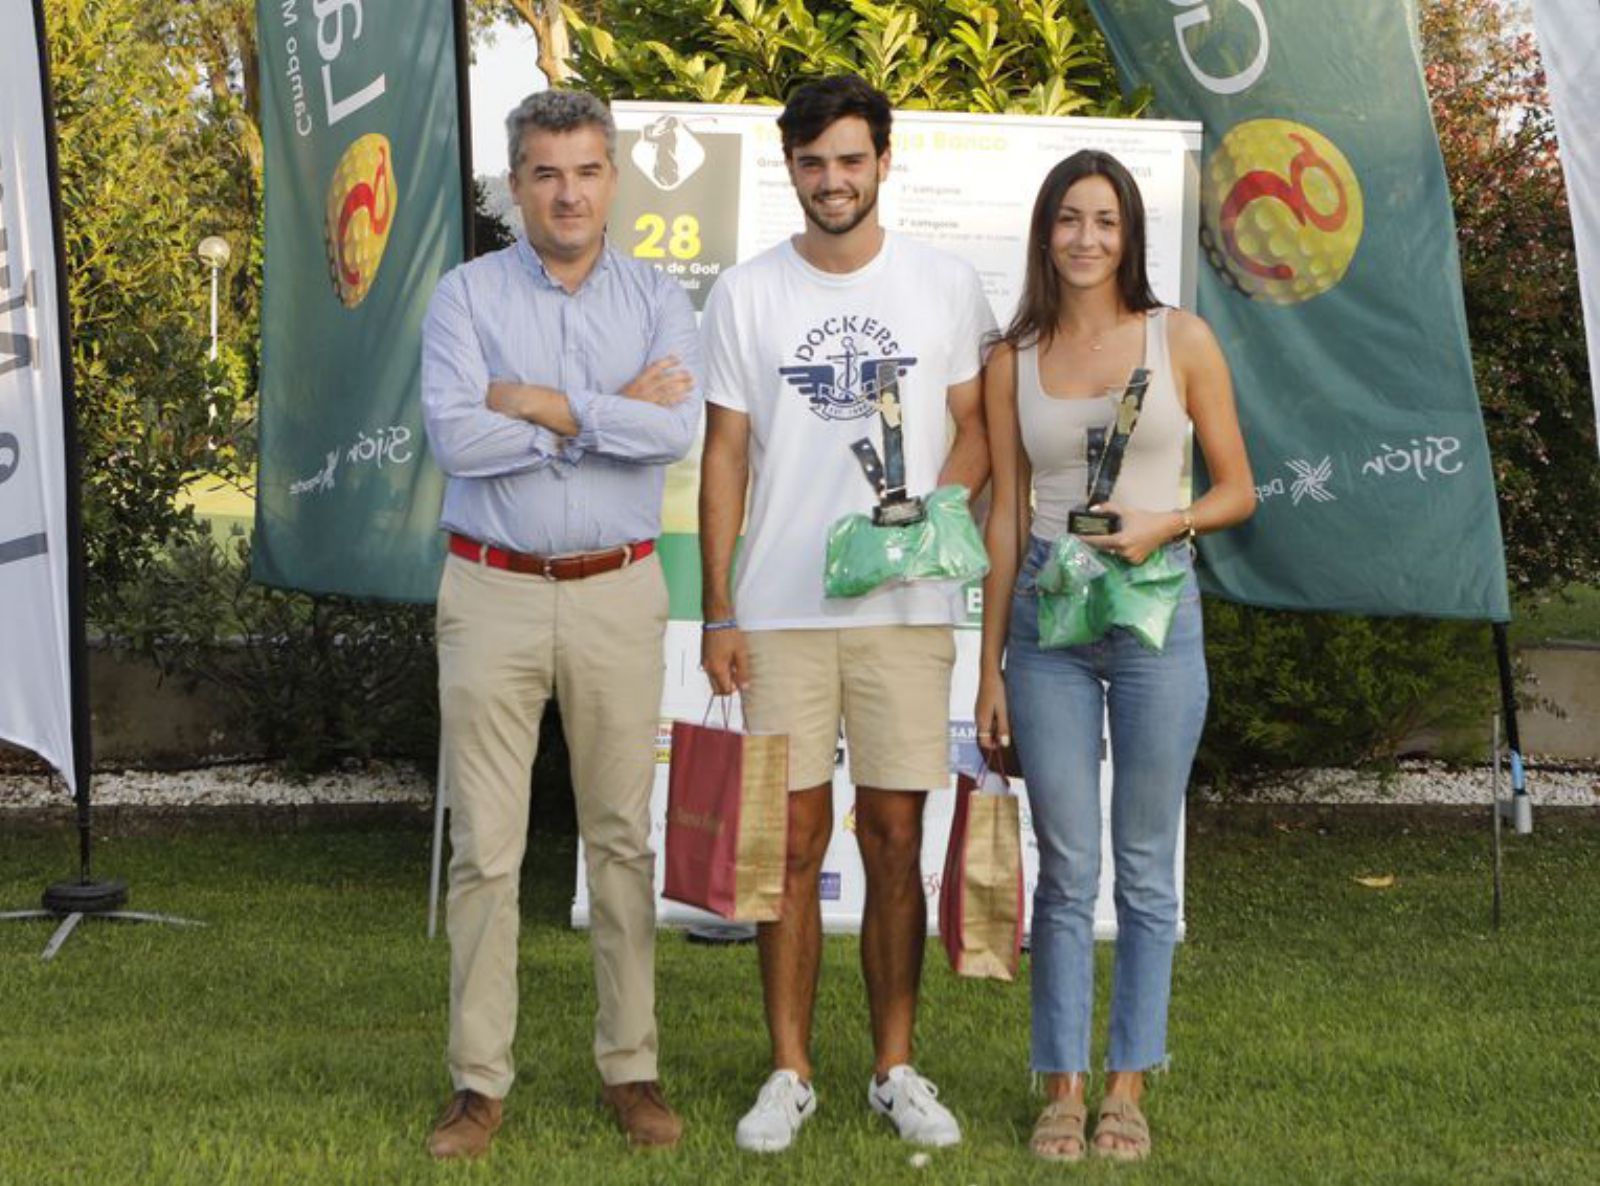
[601,1080,683,1149]
[427,1089,503,1160]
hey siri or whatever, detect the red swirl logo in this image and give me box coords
[324,133,398,309]
[1203,120,1363,305]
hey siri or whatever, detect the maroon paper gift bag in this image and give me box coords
[663,707,788,922]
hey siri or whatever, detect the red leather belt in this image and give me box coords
[449,533,654,581]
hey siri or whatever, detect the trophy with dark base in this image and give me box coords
[850,370,925,526]
[823,364,989,599]
[1067,367,1151,537]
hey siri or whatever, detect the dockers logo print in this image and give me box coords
[778,315,918,422]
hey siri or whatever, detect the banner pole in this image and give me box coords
[2,0,201,954]
[420,0,474,937]
[28,0,98,892]
[453,0,475,260]
[1491,622,1532,836]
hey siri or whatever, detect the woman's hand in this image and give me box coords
[1079,504,1180,566]
[975,670,1011,753]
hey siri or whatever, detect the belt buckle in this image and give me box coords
[541,548,584,582]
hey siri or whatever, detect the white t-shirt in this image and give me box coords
[702,232,997,630]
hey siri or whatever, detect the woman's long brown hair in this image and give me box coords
[998,149,1162,351]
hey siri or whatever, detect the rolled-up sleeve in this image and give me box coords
[420,271,561,479]
[567,282,703,465]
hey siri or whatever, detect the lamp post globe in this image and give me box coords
[197,236,231,361]
[197,235,232,268]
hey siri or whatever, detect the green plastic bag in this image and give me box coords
[1036,536,1188,651]
[823,485,989,599]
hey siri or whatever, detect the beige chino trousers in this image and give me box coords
[437,551,668,1098]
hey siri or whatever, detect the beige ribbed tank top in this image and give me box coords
[1017,308,1188,540]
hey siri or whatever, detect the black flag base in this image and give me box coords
[44,876,127,913]
[684,922,758,946]
[2,878,203,962]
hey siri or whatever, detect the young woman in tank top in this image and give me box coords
[975,149,1255,1162]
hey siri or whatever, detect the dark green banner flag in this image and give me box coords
[253,0,466,599]
[1086,2,1509,620]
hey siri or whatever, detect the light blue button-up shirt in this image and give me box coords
[419,238,703,554]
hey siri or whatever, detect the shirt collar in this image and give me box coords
[515,236,615,292]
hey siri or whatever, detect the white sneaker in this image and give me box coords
[735,1069,817,1153]
[867,1065,962,1147]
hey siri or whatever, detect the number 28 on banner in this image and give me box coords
[633,214,702,261]
[614,123,737,310]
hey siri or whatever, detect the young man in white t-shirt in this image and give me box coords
[698,75,996,1154]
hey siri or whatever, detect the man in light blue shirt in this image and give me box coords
[420,89,702,1160]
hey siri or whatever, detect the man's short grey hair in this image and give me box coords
[506,90,617,172]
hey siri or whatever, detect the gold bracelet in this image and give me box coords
[1180,508,1196,543]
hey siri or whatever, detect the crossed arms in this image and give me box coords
[420,270,703,478]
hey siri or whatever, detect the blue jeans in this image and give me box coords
[1005,534,1208,1073]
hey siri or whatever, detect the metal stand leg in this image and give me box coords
[98,911,206,927]
[42,913,85,962]
[1491,714,1504,931]
[428,739,447,940]
[4,905,205,961]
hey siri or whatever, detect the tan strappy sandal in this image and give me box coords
[1029,1096,1087,1162]
[1091,1095,1151,1162]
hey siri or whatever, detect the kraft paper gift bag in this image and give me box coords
[663,702,788,922]
[938,764,1024,981]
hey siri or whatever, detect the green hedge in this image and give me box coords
[101,540,1504,801]
[1196,600,1499,791]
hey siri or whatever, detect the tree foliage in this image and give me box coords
[45,0,255,616]
[1422,0,1599,594]
[557,0,1139,114]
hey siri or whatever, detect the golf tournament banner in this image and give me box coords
[609,101,1204,623]
[1533,0,1600,454]
[1088,1,1511,621]
[253,0,465,599]
[0,0,76,791]
[573,104,1203,937]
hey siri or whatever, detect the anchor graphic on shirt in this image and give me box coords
[779,351,918,422]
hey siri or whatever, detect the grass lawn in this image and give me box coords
[1513,584,1600,645]
[176,472,255,546]
[2,812,1597,1186]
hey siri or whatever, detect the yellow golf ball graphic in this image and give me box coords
[324,133,398,309]
[1202,119,1363,305]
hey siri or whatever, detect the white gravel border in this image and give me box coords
[0,761,432,810]
[1193,760,1599,809]
[1,759,1595,810]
